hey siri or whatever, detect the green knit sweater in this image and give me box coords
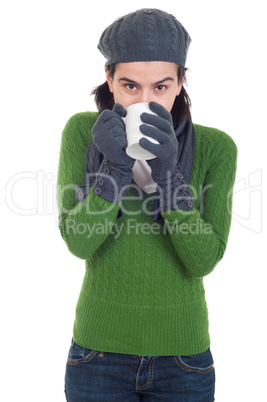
[57,111,237,356]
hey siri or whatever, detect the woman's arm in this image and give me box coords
[162,131,238,278]
[57,113,121,260]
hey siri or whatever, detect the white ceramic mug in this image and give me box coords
[123,103,159,160]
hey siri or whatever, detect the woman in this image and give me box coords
[57,8,237,402]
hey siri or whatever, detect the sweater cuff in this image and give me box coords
[93,159,133,203]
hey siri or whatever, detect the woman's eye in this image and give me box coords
[155,85,167,92]
[126,84,137,91]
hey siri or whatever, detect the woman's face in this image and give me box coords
[106,61,184,112]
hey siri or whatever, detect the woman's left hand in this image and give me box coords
[139,102,178,184]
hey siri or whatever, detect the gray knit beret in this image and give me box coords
[98,9,191,67]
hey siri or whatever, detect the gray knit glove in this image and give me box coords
[92,104,135,202]
[139,102,194,212]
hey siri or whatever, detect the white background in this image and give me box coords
[1,0,266,401]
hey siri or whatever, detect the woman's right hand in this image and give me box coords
[92,104,135,170]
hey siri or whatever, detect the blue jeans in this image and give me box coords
[65,340,215,401]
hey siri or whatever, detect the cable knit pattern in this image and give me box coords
[166,16,179,53]
[143,12,155,53]
[57,112,237,356]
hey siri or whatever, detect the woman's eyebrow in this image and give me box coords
[119,77,139,85]
[154,77,174,85]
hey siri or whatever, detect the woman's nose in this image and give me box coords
[137,90,151,104]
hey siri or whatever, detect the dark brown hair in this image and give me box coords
[91,64,191,128]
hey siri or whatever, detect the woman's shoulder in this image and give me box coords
[61,111,99,146]
[194,123,237,158]
[64,111,99,131]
